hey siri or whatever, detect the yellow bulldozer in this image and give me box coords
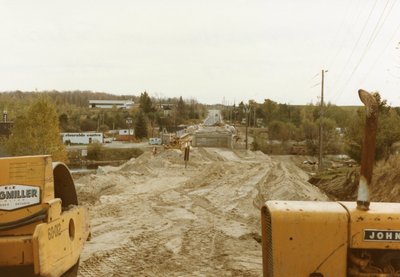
[0,155,90,277]
[261,90,400,276]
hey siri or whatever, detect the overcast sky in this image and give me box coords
[1,0,399,106]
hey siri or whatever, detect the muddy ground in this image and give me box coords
[75,147,329,276]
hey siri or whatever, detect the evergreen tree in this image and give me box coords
[134,111,148,139]
[59,113,69,131]
[139,91,153,114]
[176,96,187,119]
[6,96,68,162]
[188,99,200,120]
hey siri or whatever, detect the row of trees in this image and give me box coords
[95,91,209,139]
[223,99,350,143]
[2,90,400,164]
[222,94,400,162]
[0,91,209,161]
[133,92,207,138]
[0,90,208,139]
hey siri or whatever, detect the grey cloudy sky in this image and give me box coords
[1,0,400,105]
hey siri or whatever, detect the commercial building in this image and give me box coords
[89,100,134,109]
[61,133,103,144]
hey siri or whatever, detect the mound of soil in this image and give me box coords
[75,147,329,276]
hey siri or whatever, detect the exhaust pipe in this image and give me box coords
[357,89,379,211]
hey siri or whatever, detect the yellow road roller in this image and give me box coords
[0,155,90,277]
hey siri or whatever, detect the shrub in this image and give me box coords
[87,142,103,160]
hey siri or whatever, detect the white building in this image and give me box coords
[89,100,134,109]
[61,133,103,144]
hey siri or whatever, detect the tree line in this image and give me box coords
[2,90,399,164]
[0,90,209,161]
[221,94,400,162]
[0,90,208,134]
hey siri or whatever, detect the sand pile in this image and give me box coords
[76,147,329,276]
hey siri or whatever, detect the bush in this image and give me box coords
[100,148,143,161]
[87,142,103,160]
[84,143,143,161]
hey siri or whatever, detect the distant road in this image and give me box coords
[203,110,222,126]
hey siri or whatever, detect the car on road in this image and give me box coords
[149,138,162,145]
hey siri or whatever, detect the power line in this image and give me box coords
[310,82,320,89]
[330,0,379,97]
[325,0,364,70]
[369,0,396,45]
[309,72,320,82]
[359,0,399,84]
[333,0,393,103]
[362,0,393,53]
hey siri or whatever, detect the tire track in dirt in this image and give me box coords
[79,234,172,277]
[77,148,326,276]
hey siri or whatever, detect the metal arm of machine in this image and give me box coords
[356,89,379,211]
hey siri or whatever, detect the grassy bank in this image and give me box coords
[68,143,144,164]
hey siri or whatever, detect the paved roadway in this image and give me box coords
[203,109,222,126]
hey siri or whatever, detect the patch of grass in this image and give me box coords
[99,147,143,161]
[67,143,143,164]
[315,167,350,180]
[87,142,144,161]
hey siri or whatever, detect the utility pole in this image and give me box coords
[254,107,256,127]
[244,105,250,150]
[318,70,325,170]
[246,112,249,150]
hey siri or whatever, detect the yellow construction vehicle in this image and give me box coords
[261,90,400,276]
[0,155,90,277]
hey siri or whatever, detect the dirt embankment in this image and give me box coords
[302,155,400,203]
[75,148,328,276]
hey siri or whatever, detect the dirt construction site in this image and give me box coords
[74,145,331,277]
